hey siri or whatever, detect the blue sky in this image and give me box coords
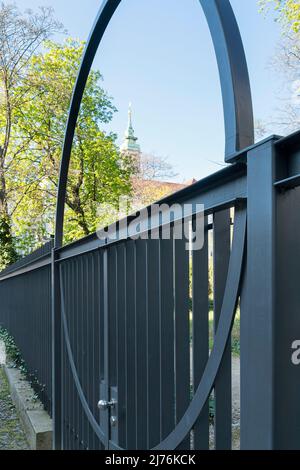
[18,0,282,181]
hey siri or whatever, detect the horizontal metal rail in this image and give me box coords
[0,253,51,281]
[56,197,246,264]
[0,163,247,281]
[57,164,246,261]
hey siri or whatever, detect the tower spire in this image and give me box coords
[128,102,133,134]
[121,103,141,154]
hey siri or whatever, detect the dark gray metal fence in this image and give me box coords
[0,241,53,414]
[1,140,300,450]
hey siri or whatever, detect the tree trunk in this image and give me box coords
[0,80,18,269]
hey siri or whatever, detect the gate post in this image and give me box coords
[240,137,277,449]
[241,135,300,449]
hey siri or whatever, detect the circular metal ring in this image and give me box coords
[55,0,254,248]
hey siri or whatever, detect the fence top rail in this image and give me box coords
[0,239,53,278]
[0,162,246,280]
[57,162,246,255]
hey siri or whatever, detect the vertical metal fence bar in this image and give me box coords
[174,224,190,450]
[125,241,137,449]
[135,239,148,449]
[41,271,45,406]
[65,262,70,449]
[98,250,105,450]
[75,258,80,448]
[213,209,232,450]
[47,268,51,413]
[146,239,160,448]
[92,252,100,449]
[63,263,68,449]
[63,269,67,450]
[79,256,85,449]
[61,265,66,449]
[103,248,110,450]
[192,217,209,449]
[63,263,70,449]
[85,256,91,449]
[86,256,92,450]
[160,235,175,441]
[52,248,62,449]
[116,244,126,449]
[108,247,117,389]
[70,260,76,449]
[91,257,96,449]
[69,261,74,449]
[108,246,117,448]
[80,258,86,450]
[72,259,78,448]
[84,257,89,450]
[90,254,96,450]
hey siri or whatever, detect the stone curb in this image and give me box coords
[0,340,52,450]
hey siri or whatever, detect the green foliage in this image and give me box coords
[259,0,300,33]
[0,327,45,396]
[209,395,215,423]
[0,328,24,368]
[0,216,18,270]
[231,318,240,356]
[0,2,63,268]
[2,38,133,254]
[258,1,300,136]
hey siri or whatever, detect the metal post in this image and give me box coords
[52,248,62,449]
[240,137,277,449]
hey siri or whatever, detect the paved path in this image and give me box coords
[0,341,5,365]
[207,357,240,450]
[232,356,240,450]
[232,356,240,425]
[0,367,29,450]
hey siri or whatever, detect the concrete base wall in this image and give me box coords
[0,340,52,450]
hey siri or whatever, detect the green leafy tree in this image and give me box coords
[259,0,300,135]
[259,0,300,33]
[11,39,133,248]
[0,2,63,268]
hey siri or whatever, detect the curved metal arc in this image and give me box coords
[59,266,106,446]
[55,0,253,248]
[55,0,122,248]
[153,205,246,450]
[200,0,254,161]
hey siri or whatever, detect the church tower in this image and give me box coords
[120,104,141,172]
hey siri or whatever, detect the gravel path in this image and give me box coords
[0,341,5,365]
[0,366,29,450]
[207,357,240,450]
[232,356,240,450]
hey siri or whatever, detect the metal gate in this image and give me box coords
[57,203,246,450]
